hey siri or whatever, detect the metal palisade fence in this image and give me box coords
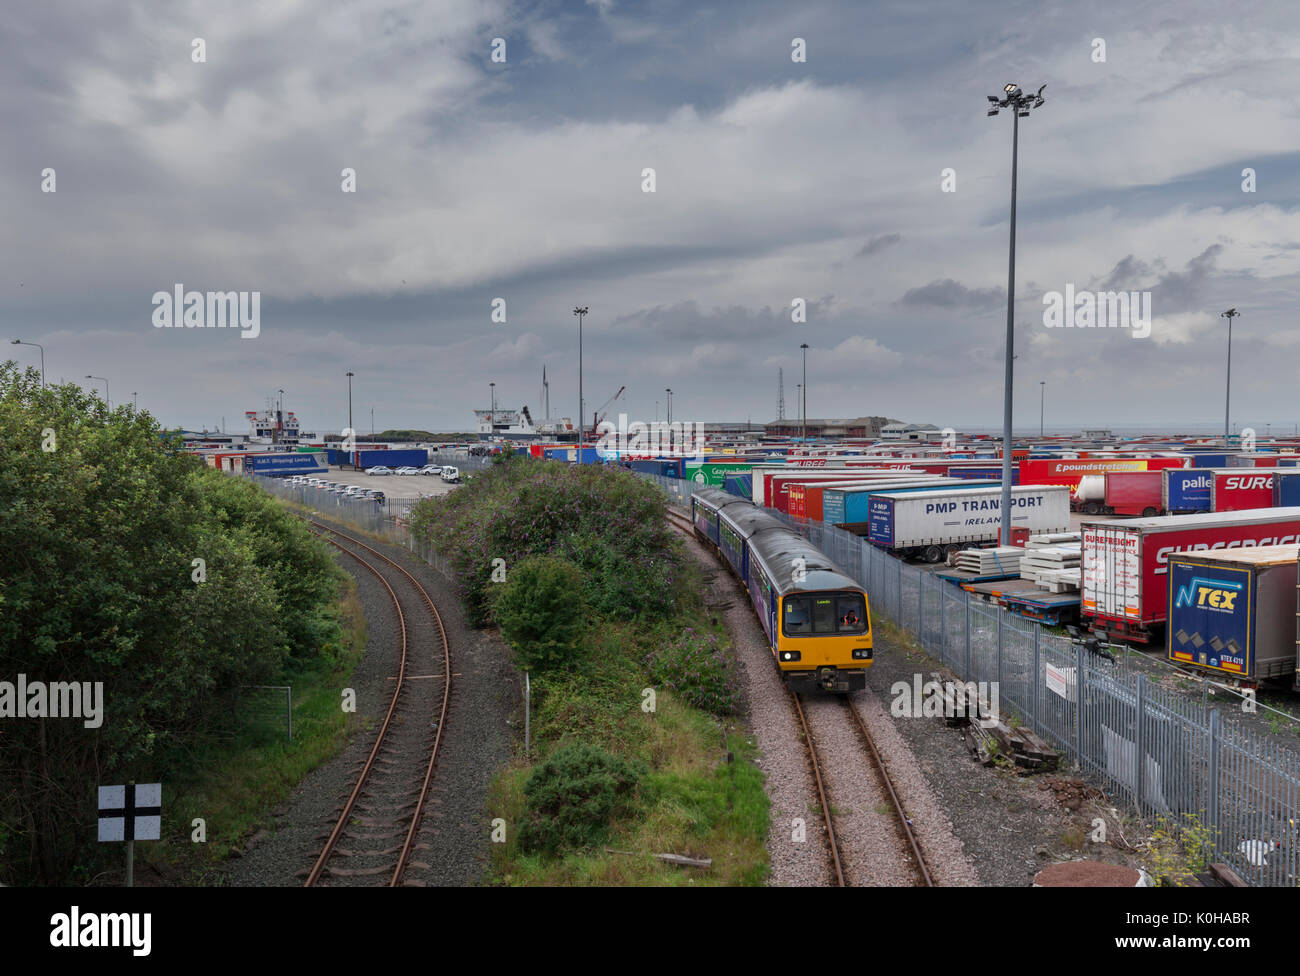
[641,472,1300,887]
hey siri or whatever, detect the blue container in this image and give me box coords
[723,473,752,498]
[246,453,328,475]
[1272,471,1300,506]
[1189,453,1229,468]
[1163,469,1212,512]
[824,480,997,524]
[355,448,428,469]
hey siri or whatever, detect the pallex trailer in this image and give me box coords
[1163,468,1213,514]
[866,485,1071,563]
[1166,544,1300,686]
[1081,508,1300,643]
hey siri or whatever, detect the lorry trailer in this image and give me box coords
[1166,544,1300,686]
[866,485,1071,562]
[1081,508,1300,643]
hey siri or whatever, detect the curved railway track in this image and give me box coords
[302,517,451,888]
[668,501,933,887]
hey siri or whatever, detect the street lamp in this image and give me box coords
[10,339,45,386]
[490,381,496,414]
[1221,308,1239,447]
[85,375,109,408]
[573,307,588,456]
[346,372,354,445]
[665,388,673,426]
[133,391,139,410]
[800,343,809,444]
[987,81,1046,545]
[1039,381,1046,438]
[796,384,801,439]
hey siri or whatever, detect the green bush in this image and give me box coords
[520,743,644,854]
[494,556,588,672]
[644,628,741,716]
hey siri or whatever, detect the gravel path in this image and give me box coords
[222,517,515,887]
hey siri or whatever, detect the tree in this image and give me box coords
[493,556,587,672]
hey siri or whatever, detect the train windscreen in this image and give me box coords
[782,592,868,637]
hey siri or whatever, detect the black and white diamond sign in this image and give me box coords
[97,783,161,842]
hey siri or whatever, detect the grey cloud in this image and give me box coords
[900,279,1006,309]
[856,233,902,258]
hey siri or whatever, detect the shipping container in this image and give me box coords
[1272,471,1300,507]
[353,448,428,470]
[1163,468,1213,513]
[751,468,922,508]
[1081,508,1300,642]
[1018,457,1187,491]
[866,485,1071,561]
[1103,471,1164,517]
[685,460,753,486]
[1167,545,1300,685]
[1188,453,1229,468]
[1210,468,1286,512]
[787,478,928,520]
[722,473,752,499]
[247,452,329,475]
[824,478,993,527]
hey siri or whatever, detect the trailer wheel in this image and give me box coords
[923,544,944,563]
[1142,507,1158,518]
[1083,501,1101,515]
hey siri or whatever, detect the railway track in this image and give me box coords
[669,500,933,886]
[303,517,451,888]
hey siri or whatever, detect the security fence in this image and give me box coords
[642,472,1300,886]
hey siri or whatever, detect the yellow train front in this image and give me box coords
[692,487,873,693]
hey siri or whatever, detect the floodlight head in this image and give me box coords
[1004,83,1019,94]
[987,108,999,116]
[573,306,588,316]
[9,339,18,345]
[987,95,999,103]
[1017,110,1030,117]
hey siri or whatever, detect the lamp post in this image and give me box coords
[133,391,138,410]
[573,307,588,456]
[987,81,1046,545]
[1039,381,1046,438]
[85,375,109,408]
[1221,308,1239,447]
[346,372,354,442]
[665,388,673,425]
[490,381,496,414]
[10,339,45,386]
[796,384,801,439]
[800,343,809,444]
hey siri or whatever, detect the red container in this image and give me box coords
[1081,508,1300,642]
[1103,471,1163,517]
[1211,469,1284,512]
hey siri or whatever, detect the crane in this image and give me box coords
[591,385,626,437]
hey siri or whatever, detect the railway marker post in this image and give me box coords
[98,781,161,888]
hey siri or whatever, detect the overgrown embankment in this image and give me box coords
[409,455,768,885]
[0,364,363,884]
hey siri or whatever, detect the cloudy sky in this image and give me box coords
[6,0,1300,436]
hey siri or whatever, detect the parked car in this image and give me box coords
[394,466,420,476]
[365,466,394,476]
[418,464,441,475]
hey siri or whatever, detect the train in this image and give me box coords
[689,487,873,693]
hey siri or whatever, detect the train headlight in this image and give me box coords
[780,651,801,662]
[852,648,873,660]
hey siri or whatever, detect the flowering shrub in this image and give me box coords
[409,456,684,624]
[644,628,741,716]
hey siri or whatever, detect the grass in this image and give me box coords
[485,619,770,886]
[136,576,368,884]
